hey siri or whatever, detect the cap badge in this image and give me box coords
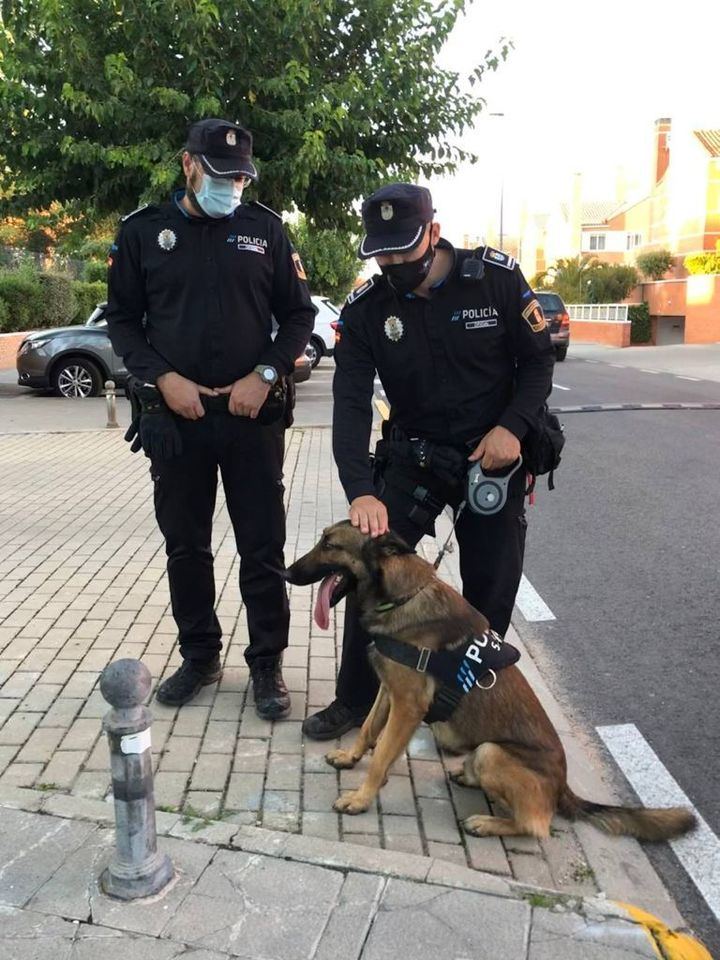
[157,229,177,252]
[226,130,237,146]
[380,201,394,221]
[384,315,404,342]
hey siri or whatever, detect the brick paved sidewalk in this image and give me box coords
[0,428,683,921]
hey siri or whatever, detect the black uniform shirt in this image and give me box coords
[106,194,315,386]
[333,240,555,503]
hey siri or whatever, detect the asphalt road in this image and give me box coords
[519,350,720,952]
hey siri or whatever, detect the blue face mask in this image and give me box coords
[192,172,244,218]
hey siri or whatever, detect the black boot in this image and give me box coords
[302,699,369,741]
[250,656,291,720]
[155,656,222,706]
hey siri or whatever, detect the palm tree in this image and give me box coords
[545,255,597,303]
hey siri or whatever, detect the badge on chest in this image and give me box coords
[384,315,404,342]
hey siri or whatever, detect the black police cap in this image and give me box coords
[185,118,258,181]
[358,183,434,259]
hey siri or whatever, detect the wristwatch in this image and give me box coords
[253,364,279,386]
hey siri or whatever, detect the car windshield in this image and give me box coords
[536,293,564,313]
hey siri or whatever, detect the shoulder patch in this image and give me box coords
[251,200,282,221]
[120,203,154,223]
[482,246,516,271]
[346,278,375,306]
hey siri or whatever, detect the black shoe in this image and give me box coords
[155,656,222,706]
[302,699,369,741]
[250,656,291,720]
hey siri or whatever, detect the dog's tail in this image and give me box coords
[558,785,696,841]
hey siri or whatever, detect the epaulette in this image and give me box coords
[482,246,516,271]
[251,200,282,220]
[345,278,375,306]
[120,203,155,222]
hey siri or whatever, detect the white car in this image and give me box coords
[308,295,341,368]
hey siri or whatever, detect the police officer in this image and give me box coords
[302,182,555,739]
[107,119,315,718]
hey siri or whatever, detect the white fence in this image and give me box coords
[565,304,629,323]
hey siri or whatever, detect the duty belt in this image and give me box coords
[369,630,520,723]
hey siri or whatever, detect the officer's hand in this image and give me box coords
[468,426,521,471]
[156,372,216,420]
[349,496,389,538]
[216,373,270,418]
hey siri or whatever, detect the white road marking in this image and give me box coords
[597,723,720,921]
[677,376,701,382]
[515,575,555,622]
[585,359,600,364]
[640,368,660,374]
[552,383,570,391]
[609,363,625,368]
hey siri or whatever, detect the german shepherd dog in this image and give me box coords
[285,521,696,841]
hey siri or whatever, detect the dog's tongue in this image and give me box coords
[314,575,336,631]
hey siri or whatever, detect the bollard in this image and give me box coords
[105,379,119,429]
[100,659,173,900]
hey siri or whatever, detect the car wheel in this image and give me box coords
[307,336,324,368]
[555,346,568,362]
[52,357,103,398]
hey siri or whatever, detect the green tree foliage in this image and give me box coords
[636,249,673,281]
[288,216,358,301]
[0,0,510,228]
[628,302,651,344]
[586,263,639,303]
[540,255,638,303]
[684,243,720,275]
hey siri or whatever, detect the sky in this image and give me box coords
[429,0,718,246]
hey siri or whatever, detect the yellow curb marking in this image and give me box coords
[615,902,713,960]
[373,395,390,421]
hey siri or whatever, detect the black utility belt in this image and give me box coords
[200,379,288,424]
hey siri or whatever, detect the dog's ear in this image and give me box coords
[369,531,416,559]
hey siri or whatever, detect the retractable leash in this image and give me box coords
[433,501,467,570]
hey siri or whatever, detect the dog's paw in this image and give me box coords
[333,790,371,815]
[462,814,498,837]
[325,749,357,769]
[449,769,470,786]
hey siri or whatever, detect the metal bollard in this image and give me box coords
[100,659,173,900]
[105,379,119,429]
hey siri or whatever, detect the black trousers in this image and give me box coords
[336,462,527,710]
[151,413,289,666]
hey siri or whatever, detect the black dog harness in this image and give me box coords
[369,629,520,723]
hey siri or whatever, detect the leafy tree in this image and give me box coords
[0,0,510,229]
[288,217,358,302]
[542,255,597,303]
[636,249,673,281]
[684,243,720,276]
[586,263,639,303]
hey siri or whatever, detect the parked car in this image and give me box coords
[535,292,570,361]
[16,303,312,397]
[307,295,341,368]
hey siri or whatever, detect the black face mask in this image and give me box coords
[381,241,435,297]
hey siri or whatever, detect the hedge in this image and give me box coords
[0,267,107,332]
[83,259,108,283]
[629,302,651,344]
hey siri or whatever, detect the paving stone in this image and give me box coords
[202,720,239,753]
[61,718,101,751]
[301,810,340,841]
[0,711,42,745]
[270,720,302,753]
[314,873,385,960]
[232,738,268,773]
[418,797,461,844]
[527,908,657,960]
[190,753,232,792]
[153,772,189,809]
[262,789,301,831]
[363,877,530,960]
[28,828,114,921]
[465,834,513,875]
[426,841,468,866]
[406,727,440,760]
[167,849,343,958]
[0,698,20,724]
[303,772,338,811]
[0,761,44,787]
[507,849,556,888]
[71,770,111,799]
[38,697,83,728]
[184,791,223,819]
[0,744,19,773]
[172,705,211,737]
[378,775,416,815]
[15,727,66,764]
[225,772,264,811]
[1,671,41,699]
[159,736,201,772]
[0,906,84,959]
[410,759,452,799]
[39,750,87,790]
[266,752,301,791]
[169,816,237,845]
[0,807,96,906]
[39,660,77,685]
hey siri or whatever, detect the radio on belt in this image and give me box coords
[466,456,523,516]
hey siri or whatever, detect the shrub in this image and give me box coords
[83,259,108,283]
[0,268,45,332]
[684,248,720,276]
[629,302,651,344]
[37,273,77,328]
[636,249,673,280]
[72,280,107,323]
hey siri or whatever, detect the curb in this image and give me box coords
[0,790,712,958]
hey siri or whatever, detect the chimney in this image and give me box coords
[653,117,671,184]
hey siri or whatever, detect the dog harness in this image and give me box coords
[369,629,520,723]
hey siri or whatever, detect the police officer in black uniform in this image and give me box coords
[302,182,555,739]
[107,119,315,718]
